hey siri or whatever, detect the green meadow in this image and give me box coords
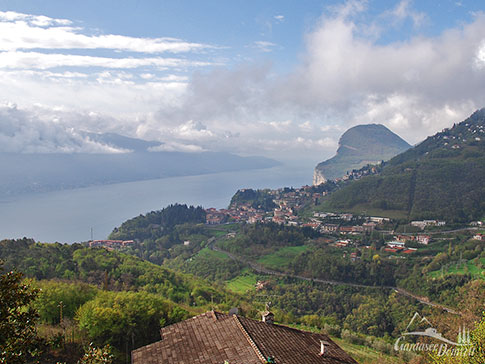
[429,257,485,279]
[256,245,311,270]
[225,270,259,294]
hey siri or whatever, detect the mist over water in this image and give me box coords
[0,161,316,243]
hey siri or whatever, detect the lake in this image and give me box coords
[0,161,316,243]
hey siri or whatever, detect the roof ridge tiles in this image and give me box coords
[233,314,266,363]
[160,311,224,333]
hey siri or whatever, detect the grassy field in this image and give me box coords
[429,257,485,279]
[195,247,231,260]
[205,223,239,235]
[256,245,310,270]
[345,205,408,220]
[312,203,408,220]
[225,270,259,294]
[332,337,405,364]
[413,240,450,256]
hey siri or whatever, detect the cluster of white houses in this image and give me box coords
[333,234,430,256]
[410,220,446,229]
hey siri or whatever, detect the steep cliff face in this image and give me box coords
[313,168,327,185]
[323,109,485,222]
[313,124,410,184]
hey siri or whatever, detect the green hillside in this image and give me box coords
[0,238,235,306]
[314,124,411,182]
[0,238,251,361]
[323,109,485,222]
[7,202,480,363]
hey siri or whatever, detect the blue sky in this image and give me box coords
[1,1,480,69]
[0,0,484,160]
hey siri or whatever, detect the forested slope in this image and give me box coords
[324,109,485,221]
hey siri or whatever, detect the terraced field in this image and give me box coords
[225,269,259,294]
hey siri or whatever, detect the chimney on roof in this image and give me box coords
[262,311,274,324]
[319,340,330,356]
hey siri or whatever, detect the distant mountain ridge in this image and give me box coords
[323,109,485,222]
[313,124,411,184]
[0,132,279,198]
[80,131,163,152]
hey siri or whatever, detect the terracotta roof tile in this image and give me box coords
[132,311,358,364]
[238,316,358,364]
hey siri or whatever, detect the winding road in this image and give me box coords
[207,237,460,315]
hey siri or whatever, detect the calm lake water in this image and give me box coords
[0,161,316,243]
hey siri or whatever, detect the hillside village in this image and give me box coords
[434,120,484,149]
[206,186,325,226]
[89,176,484,265]
[90,173,484,262]
[201,185,475,260]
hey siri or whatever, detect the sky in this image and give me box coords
[0,0,484,160]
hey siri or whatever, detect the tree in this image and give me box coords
[32,280,97,324]
[0,263,44,364]
[76,290,188,355]
[78,343,114,364]
[428,313,485,364]
[468,313,485,364]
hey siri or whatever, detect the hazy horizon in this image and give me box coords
[0,0,484,163]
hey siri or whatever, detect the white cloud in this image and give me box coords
[298,121,313,131]
[274,15,285,22]
[0,51,213,70]
[0,102,130,153]
[0,70,90,80]
[149,142,206,153]
[173,120,215,140]
[273,7,485,143]
[140,73,155,80]
[0,11,71,26]
[0,10,217,133]
[0,11,213,54]
[269,120,292,131]
[252,41,278,53]
[158,74,189,82]
[0,68,188,117]
[320,124,346,133]
[144,2,485,158]
[328,0,367,19]
[387,0,427,28]
[476,41,485,68]
[1,4,485,161]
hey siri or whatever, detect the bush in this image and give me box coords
[323,323,342,337]
[341,329,366,346]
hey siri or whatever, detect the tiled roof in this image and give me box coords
[237,316,358,364]
[132,311,358,364]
